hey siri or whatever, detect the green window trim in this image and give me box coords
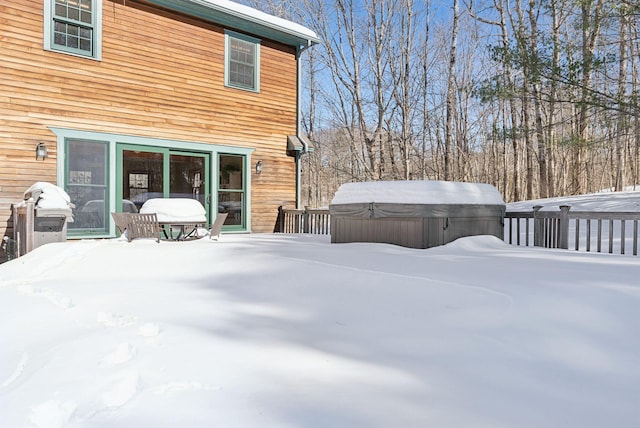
[64,138,110,237]
[44,0,103,60]
[218,153,248,231]
[51,128,255,238]
[224,30,260,93]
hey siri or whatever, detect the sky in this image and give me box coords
[1,190,639,427]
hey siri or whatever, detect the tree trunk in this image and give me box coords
[527,0,548,198]
[574,0,604,194]
[614,13,628,191]
[444,0,459,181]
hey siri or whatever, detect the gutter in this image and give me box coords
[296,41,314,153]
[294,41,314,209]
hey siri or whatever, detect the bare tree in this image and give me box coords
[444,0,460,180]
[388,0,418,180]
[244,0,640,207]
[573,0,605,193]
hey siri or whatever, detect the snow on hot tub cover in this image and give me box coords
[330,180,505,218]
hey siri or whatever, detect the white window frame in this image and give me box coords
[44,0,103,60]
[224,30,260,92]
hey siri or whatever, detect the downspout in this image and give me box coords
[295,41,312,209]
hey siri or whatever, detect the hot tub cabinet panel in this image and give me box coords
[329,203,506,249]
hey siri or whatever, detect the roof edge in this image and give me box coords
[144,0,320,48]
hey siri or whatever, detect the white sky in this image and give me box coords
[1,190,639,427]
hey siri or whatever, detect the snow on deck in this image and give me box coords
[331,180,505,206]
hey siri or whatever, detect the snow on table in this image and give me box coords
[331,180,505,206]
[139,198,207,223]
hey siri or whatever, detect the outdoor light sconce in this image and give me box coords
[35,142,48,160]
[255,160,263,174]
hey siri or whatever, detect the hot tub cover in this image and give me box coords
[332,180,504,205]
[330,181,505,219]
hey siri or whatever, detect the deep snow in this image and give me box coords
[331,180,505,205]
[1,192,639,428]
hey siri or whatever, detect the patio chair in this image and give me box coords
[209,212,228,240]
[126,213,162,242]
[111,212,131,236]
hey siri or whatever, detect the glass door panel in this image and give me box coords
[217,191,243,226]
[169,153,209,212]
[117,145,211,225]
[121,149,165,212]
[219,154,245,227]
[66,140,108,234]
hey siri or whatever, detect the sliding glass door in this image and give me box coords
[116,144,210,220]
[169,153,207,207]
[119,146,165,212]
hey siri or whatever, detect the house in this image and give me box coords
[0,0,319,258]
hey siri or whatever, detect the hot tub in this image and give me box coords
[329,180,505,249]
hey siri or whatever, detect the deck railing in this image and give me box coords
[278,205,640,256]
[276,206,331,235]
[505,205,640,256]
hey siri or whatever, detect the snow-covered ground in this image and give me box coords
[1,192,639,428]
[507,188,640,212]
[506,190,640,254]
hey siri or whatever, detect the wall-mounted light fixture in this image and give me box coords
[35,142,48,160]
[255,160,263,174]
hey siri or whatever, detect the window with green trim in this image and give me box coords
[45,0,102,59]
[218,154,246,229]
[225,31,260,92]
[65,139,109,235]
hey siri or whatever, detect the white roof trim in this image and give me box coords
[188,0,319,44]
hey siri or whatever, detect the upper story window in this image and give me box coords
[225,31,260,92]
[44,0,102,60]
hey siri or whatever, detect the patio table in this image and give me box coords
[140,198,207,241]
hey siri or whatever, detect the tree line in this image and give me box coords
[244,0,640,207]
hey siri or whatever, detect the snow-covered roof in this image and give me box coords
[197,0,318,40]
[147,0,320,48]
[331,180,505,206]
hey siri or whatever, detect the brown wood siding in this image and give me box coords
[0,0,300,249]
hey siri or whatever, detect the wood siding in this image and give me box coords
[0,0,299,251]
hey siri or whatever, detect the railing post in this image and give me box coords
[276,205,284,233]
[25,200,35,255]
[303,206,310,233]
[533,205,543,247]
[558,205,571,249]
